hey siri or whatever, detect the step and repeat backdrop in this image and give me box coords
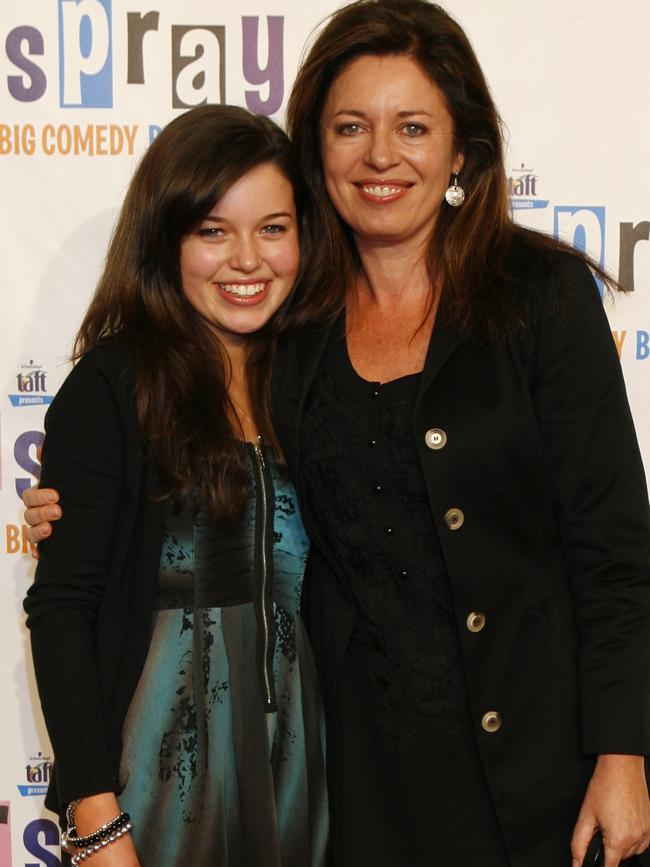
[1,1,649,863]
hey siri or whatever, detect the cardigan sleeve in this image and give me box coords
[23,347,133,804]
[531,254,650,755]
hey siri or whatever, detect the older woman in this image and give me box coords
[273,1,650,865]
[25,1,650,865]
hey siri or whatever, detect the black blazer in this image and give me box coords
[271,247,650,865]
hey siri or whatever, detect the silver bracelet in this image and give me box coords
[63,799,133,864]
[69,820,133,865]
[63,810,130,848]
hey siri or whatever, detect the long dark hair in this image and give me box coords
[75,105,304,521]
[287,0,616,339]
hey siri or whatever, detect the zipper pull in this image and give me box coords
[254,437,266,469]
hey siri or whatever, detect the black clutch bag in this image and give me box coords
[583,831,603,866]
[583,831,650,866]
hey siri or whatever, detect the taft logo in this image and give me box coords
[9,359,53,407]
[508,163,549,211]
[18,752,53,797]
[59,0,113,108]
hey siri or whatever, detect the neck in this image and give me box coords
[352,238,434,313]
[216,335,259,440]
[220,337,250,386]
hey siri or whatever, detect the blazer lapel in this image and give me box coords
[294,322,334,418]
[416,320,466,404]
[272,321,334,464]
[272,325,333,422]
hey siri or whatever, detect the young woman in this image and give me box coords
[23,104,327,867]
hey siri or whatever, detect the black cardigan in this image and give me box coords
[24,344,165,815]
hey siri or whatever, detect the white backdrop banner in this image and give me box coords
[1,1,648,863]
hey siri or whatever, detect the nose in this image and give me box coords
[230,234,261,273]
[364,128,398,171]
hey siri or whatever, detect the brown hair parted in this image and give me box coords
[75,104,304,521]
[287,0,613,338]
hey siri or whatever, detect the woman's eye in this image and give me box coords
[261,224,286,235]
[402,123,425,137]
[197,226,224,237]
[337,123,362,136]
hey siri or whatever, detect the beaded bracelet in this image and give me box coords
[63,811,131,849]
[62,799,133,863]
[69,820,133,865]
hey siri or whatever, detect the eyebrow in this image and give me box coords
[202,211,294,222]
[330,109,432,119]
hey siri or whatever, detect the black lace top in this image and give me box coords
[300,324,468,736]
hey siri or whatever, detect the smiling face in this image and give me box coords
[320,53,463,251]
[179,162,299,348]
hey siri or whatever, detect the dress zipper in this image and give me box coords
[252,441,277,712]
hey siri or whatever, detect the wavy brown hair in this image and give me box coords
[74,105,304,521]
[287,0,617,339]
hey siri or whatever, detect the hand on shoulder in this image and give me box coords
[23,484,62,554]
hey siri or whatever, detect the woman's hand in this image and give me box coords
[22,485,62,555]
[64,793,141,866]
[571,754,650,866]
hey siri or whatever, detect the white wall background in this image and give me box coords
[1,1,648,863]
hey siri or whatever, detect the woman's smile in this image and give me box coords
[216,280,270,303]
[355,179,414,203]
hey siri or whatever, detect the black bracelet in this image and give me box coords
[69,819,133,865]
[62,811,131,850]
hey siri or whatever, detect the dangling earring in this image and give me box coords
[445,173,465,207]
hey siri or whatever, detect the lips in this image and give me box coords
[215,281,270,304]
[219,282,266,297]
[362,184,403,197]
[355,180,412,203]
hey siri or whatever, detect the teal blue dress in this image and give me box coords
[117,447,328,866]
